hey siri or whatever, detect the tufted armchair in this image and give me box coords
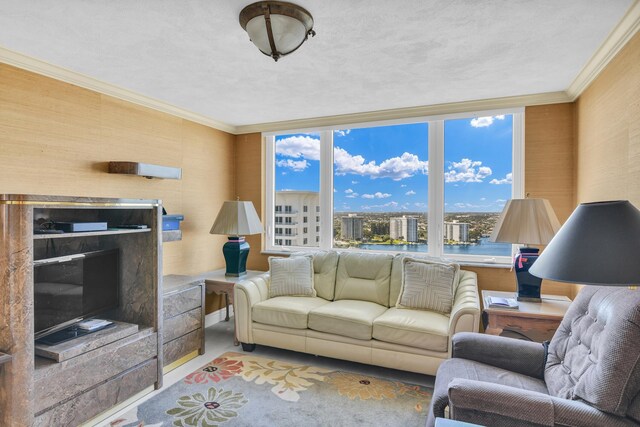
[427,286,640,426]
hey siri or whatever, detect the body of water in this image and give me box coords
[357,237,512,256]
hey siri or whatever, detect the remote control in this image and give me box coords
[34,229,65,234]
[117,224,148,229]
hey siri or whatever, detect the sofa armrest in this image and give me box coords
[447,378,636,427]
[448,270,480,344]
[452,332,546,379]
[234,272,270,344]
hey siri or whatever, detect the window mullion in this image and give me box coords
[265,135,276,250]
[428,121,444,258]
[319,130,333,250]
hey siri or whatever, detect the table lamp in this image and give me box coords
[530,200,640,286]
[210,200,263,277]
[490,198,561,302]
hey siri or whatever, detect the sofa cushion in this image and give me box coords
[396,257,459,314]
[308,300,388,340]
[252,296,330,329]
[373,307,450,352]
[290,251,339,300]
[335,252,393,306]
[268,255,315,298]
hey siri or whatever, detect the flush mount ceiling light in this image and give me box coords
[239,1,315,62]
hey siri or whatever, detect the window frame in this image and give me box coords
[265,108,524,265]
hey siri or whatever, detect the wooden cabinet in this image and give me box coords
[162,275,205,371]
[0,194,162,427]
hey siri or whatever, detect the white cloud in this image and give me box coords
[405,190,416,196]
[351,180,359,185]
[496,198,507,203]
[470,115,506,128]
[335,129,351,137]
[276,159,308,172]
[414,202,427,209]
[490,172,512,185]
[480,197,486,201]
[361,201,399,210]
[400,184,407,188]
[334,147,428,181]
[445,158,492,183]
[275,135,320,160]
[345,189,359,198]
[362,192,391,199]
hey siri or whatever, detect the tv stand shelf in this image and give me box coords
[34,227,151,239]
[0,194,163,426]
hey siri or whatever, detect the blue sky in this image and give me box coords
[275,115,512,213]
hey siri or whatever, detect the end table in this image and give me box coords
[197,269,265,345]
[482,290,572,342]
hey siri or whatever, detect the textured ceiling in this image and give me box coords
[0,1,634,127]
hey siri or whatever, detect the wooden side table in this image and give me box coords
[482,290,572,342]
[197,269,265,345]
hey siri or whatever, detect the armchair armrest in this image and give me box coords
[447,378,636,427]
[452,332,546,379]
[234,272,270,344]
[448,270,480,345]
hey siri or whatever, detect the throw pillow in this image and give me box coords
[396,257,459,314]
[268,255,316,298]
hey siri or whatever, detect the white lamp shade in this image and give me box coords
[210,201,263,236]
[246,14,307,56]
[490,198,561,245]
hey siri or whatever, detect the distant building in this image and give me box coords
[444,220,470,243]
[370,221,390,236]
[341,214,363,240]
[274,191,319,247]
[389,216,418,242]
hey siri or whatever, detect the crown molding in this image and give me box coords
[0,46,237,134]
[567,0,640,99]
[234,91,572,134]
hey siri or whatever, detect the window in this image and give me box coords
[275,205,282,213]
[275,217,283,224]
[285,229,293,236]
[285,205,293,213]
[285,217,292,224]
[285,239,292,246]
[266,109,523,264]
[275,239,283,245]
[275,227,283,235]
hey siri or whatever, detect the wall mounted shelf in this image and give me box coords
[34,228,151,240]
[109,162,182,180]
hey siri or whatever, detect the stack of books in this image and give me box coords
[487,296,519,310]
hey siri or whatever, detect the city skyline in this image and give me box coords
[274,115,513,214]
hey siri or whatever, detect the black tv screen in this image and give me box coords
[34,249,120,337]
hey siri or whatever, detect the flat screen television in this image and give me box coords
[34,248,120,340]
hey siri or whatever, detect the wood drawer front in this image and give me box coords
[164,285,202,319]
[163,328,202,367]
[164,307,202,343]
[34,330,157,413]
[34,359,157,427]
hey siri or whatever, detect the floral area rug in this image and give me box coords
[110,351,432,427]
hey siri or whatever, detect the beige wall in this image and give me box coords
[236,102,577,298]
[0,64,235,312]
[576,31,640,207]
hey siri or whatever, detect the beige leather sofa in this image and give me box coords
[234,251,480,375]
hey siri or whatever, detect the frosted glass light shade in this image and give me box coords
[246,14,307,56]
[239,1,315,61]
[490,198,561,246]
[210,201,263,236]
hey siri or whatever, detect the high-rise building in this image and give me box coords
[389,216,418,242]
[444,220,470,243]
[341,214,363,240]
[370,221,390,236]
[274,191,319,247]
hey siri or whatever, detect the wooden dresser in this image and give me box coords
[163,275,205,372]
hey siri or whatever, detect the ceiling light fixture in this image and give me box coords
[239,1,315,62]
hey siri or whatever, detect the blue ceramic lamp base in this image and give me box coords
[222,236,250,277]
[515,247,542,302]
